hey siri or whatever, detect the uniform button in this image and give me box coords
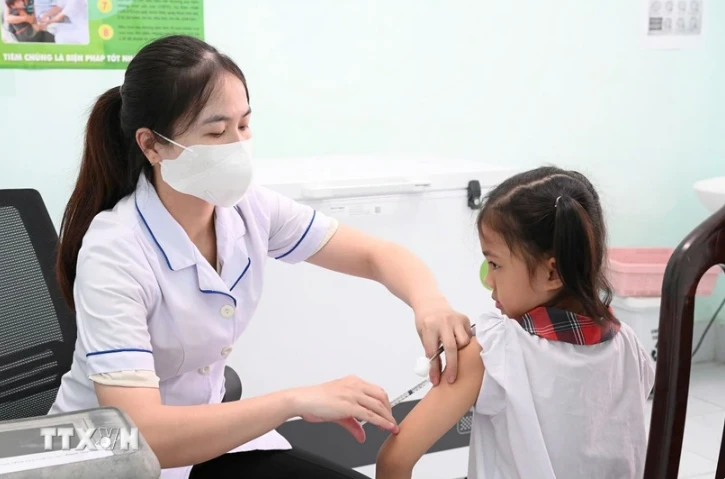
[198,366,210,375]
[221,346,233,357]
[220,305,235,318]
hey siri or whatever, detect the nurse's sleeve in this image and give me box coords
[89,370,159,388]
[255,186,339,264]
[74,231,158,379]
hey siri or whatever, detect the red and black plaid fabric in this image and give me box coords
[519,306,620,345]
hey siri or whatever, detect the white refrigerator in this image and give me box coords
[227,154,517,478]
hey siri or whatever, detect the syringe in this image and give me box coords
[359,324,476,427]
[358,378,430,427]
[389,378,430,407]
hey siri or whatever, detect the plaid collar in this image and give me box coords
[518,306,620,345]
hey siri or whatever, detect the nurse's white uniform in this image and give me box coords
[49,174,337,479]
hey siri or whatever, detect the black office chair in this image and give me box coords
[224,363,243,402]
[0,189,77,420]
[644,202,725,478]
[0,189,242,423]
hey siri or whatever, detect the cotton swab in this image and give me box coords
[414,323,477,376]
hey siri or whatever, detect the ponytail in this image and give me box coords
[552,194,613,323]
[56,86,146,309]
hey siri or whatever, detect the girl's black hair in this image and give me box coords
[477,166,614,324]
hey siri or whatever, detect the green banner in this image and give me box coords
[0,0,204,69]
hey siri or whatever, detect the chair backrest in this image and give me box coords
[644,203,725,478]
[0,189,76,421]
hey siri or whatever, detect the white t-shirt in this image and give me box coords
[469,309,655,479]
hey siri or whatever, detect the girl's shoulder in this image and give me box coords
[474,309,533,343]
[473,309,525,359]
[474,309,509,344]
[475,309,507,333]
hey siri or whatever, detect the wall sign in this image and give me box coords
[0,0,204,69]
[645,0,704,49]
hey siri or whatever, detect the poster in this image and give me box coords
[0,0,204,69]
[644,0,704,50]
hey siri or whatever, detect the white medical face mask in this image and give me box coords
[153,131,253,207]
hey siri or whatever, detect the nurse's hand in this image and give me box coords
[293,376,399,443]
[415,303,473,385]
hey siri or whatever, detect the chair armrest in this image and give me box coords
[222,366,242,402]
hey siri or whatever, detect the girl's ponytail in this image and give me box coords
[553,194,613,322]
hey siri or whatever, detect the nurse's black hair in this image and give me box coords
[57,35,249,309]
[477,166,615,324]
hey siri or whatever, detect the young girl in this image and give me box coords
[376,166,655,479]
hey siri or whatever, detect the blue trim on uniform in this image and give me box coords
[274,211,316,260]
[230,257,252,291]
[198,289,238,306]
[135,192,241,306]
[86,348,153,357]
[135,197,175,271]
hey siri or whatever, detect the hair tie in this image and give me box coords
[555,195,562,207]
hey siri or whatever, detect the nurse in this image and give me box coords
[50,35,472,479]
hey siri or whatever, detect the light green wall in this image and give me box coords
[0,1,723,318]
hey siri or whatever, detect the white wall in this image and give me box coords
[1,0,723,319]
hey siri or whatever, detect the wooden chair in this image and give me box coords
[644,203,725,478]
